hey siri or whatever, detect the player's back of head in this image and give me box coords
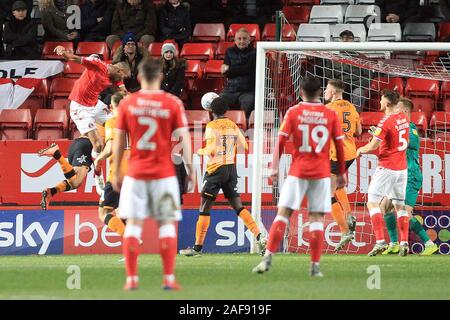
[300,76,322,101]
[381,89,400,106]
[113,61,131,79]
[210,96,229,117]
[327,79,345,92]
[399,97,413,113]
[138,58,163,83]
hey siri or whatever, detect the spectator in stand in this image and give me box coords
[183,0,223,27]
[80,0,115,41]
[40,0,80,42]
[3,1,39,60]
[225,0,283,30]
[107,0,157,51]
[111,32,148,93]
[375,0,420,24]
[160,42,186,97]
[0,0,33,56]
[220,28,256,119]
[158,0,191,48]
[441,0,450,21]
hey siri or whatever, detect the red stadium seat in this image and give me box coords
[216,41,234,60]
[76,42,109,61]
[227,24,261,42]
[410,97,434,120]
[434,131,450,142]
[191,78,225,109]
[17,98,43,118]
[248,110,276,129]
[185,110,211,131]
[193,23,226,42]
[204,60,224,78]
[180,43,215,61]
[369,77,405,110]
[438,22,450,41]
[34,109,68,140]
[0,109,32,140]
[262,23,296,41]
[410,111,428,137]
[49,78,77,105]
[282,6,312,25]
[225,110,247,131]
[185,60,203,80]
[285,0,319,5]
[63,61,86,78]
[360,112,384,129]
[28,79,49,108]
[405,78,439,101]
[42,42,74,60]
[51,98,71,117]
[429,111,449,130]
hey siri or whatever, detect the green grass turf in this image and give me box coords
[0,254,448,300]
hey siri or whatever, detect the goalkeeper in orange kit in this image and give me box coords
[180,97,267,256]
[324,79,362,252]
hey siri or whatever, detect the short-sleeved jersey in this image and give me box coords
[69,57,123,107]
[116,90,188,180]
[327,99,360,161]
[279,102,344,179]
[198,117,248,174]
[104,116,130,182]
[373,112,409,171]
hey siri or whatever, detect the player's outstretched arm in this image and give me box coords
[356,138,381,158]
[54,45,82,64]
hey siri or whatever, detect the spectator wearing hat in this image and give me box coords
[80,0,115,41]
[111,32,148,93]
[184,0,223,27]
[107,0,157,50]
[40,0,80,42]
[158,0,191,48]
[3,1,39,60]
[160,42,186,97]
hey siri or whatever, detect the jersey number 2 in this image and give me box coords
[137,117,157,150]
[298,124,329,153]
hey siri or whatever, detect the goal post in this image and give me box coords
[251,41,450,254]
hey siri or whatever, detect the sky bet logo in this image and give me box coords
[0,211,64,255]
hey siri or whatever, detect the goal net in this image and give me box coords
[251,41,450,255]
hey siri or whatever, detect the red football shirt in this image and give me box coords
[279,102,344,179]
[69,56,123,107]
[373,112,409,171]
[116,90,188,180]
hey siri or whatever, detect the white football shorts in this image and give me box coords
[70,100,113,134]
[368,167,407,205]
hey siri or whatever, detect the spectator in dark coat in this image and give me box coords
[375,0,420,24]
[111,32,148,92]
[220,28,256,118]
[80,0,115,41]
[40,0,80,42]
[184,0,223,26]
[106,0,157,50]
[160,42,186,97]
[3,1,39,60]
[158,0,191,48]
[226,0,283,30]
[441,0,450,21]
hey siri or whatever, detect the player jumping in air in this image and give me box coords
[94,92,128,237]
[38,137,93,210]
[112,58,195,291]
[356,90,410,257]
[380,98,438,256]
[179,97,267,257]
[324,79,362,252]
[253,76,347,277]
[54,45,131,194]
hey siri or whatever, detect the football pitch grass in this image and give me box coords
[0,254,448,300]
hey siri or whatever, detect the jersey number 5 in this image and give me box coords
[137,116,157,150]
[398,129,407,151]
[298,124,329,153]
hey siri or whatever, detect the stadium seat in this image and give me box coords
[227,24,261,42]
[403,23,436,42]
[29,79,49,108]
[190,78,225,109]
[0,109,32,140]
[262,24,296,41]
[433,131,450,142]
[282,6,311,25]
[331,24,367,42]
[110,40,122,59]
[309,5,344,24]
[440,81,450,109]
[285,0,319,4]
[297,24,331,42]
[17,98,42,118]
[204,60,224,78]
[185,60,203,80]
[51,98,71,115]
[63,61,86,78]
[225,110,247,131]
[409,98,434,120]
[34,109,68,140]
[360,111,384,128]
[193,23,226,42]
[368,77,404,110]
[180,43,215,61]
[185,110,211,131]
[438,22,450,41]
[42,42,74,60]
[320,0,352,4]
[430,111,449,130]
[49,78,77,105]
[405,78,439,103]
[69,119,81,140]
[344,5,377,24]
[76,42,109,60]
[410,111,428,137]
[216,41,234,60]
[367,23,402,42]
